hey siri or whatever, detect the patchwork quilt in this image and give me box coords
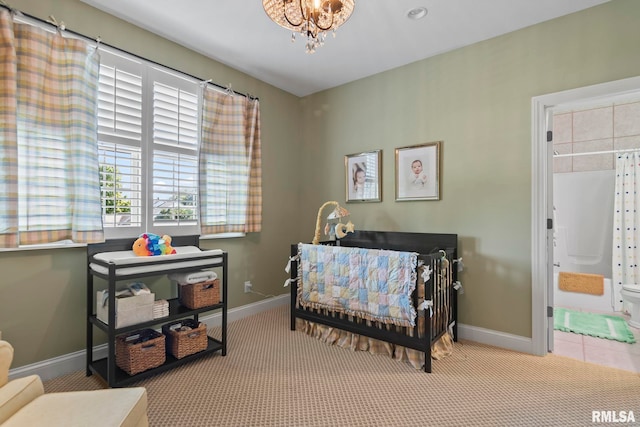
[298,243,418,327]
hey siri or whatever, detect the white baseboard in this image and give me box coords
[457,323,533,354]
[199,293,289,328]
[10,296,535,382]
[8,294,289,382]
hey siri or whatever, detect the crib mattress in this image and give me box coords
[90,246,224,276]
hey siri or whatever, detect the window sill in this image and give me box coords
[200,232,245,240]
[0,233,245,252]
[0,241,86,253]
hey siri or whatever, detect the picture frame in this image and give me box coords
[395,141,441,201]
[345,150,382,203]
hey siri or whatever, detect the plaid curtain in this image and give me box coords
[199,87,262,234]
[0,11,103,247]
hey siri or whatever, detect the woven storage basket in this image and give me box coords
[116,329,166,375]
[179,279,220,309]
[162,319,208,359]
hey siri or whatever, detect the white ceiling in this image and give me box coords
[80,0,609,97]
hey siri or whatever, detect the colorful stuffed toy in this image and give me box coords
[132,233,177,256]
[161,235,176,255]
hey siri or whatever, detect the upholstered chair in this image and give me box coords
[0,340,148,426]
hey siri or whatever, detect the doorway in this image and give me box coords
[550,99,640,372]
[531,76,640,364]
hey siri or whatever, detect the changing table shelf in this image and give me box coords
[89,336,223,387]
[89,298,225,335]
[86,235,227,388]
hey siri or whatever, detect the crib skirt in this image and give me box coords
[294,263,454,369]
[295,319,453,369]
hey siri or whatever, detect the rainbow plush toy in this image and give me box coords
[132,233,176,256]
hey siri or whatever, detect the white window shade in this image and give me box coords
[97,50,144,237]
[97,54,143,141]
[97,52,202,238]
[148,67,200,235]
[153,81,198,149]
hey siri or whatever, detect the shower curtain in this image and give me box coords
[612,152,640,287]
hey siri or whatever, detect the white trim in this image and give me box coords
[198,293,289,328]
[8,346,106,382]
[531,94,548,356]
[457,324,532,355]
[8,294,289,382]
[531,76,640,357]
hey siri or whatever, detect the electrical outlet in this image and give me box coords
[244,281,252,293]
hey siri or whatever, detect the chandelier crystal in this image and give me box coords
[263,0,355,53]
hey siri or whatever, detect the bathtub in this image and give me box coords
[554,273,623,313]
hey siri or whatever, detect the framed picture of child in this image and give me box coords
[395,141,441,201]
[345,150,382,203]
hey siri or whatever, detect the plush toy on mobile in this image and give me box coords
[132,233,176,256]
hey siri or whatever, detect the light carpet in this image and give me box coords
[554,307,636,344]
[45,305,640,426]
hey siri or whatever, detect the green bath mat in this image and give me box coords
[554,308,636,344]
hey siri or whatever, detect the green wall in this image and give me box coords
[2,0,639,368]
[299,0,640,337]
[1,0,303,367]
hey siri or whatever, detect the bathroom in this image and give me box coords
[552,94,640,371]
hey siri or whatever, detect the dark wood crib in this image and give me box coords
[289,230,458,372]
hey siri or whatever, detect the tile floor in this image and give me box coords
[553,306,640,373]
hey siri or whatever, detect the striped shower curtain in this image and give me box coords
[612,151,640,288]
[0,10,103,247]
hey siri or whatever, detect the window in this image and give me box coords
[97,49,200,238]
[4,14,261,249]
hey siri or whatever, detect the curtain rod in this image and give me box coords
[553,148,640,158]
[0,3,257,101]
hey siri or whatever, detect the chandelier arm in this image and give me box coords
[283,0,304,28]
[314,15,334,31]
[314,4,335,32]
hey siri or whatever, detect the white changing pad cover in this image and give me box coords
[90,246,224,276]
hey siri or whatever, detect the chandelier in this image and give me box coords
[262,0,355,53]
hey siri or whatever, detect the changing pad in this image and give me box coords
[90,246,224,277]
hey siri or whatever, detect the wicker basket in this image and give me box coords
[162,319,208,359]
[115,329,166,375]
[179,279,220,309]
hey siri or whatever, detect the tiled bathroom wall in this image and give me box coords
[553,98,640,173]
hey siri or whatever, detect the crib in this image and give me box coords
[289,230,459,372]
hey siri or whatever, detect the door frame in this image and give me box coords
[531,76,640,356]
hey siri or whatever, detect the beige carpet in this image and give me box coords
[45,306,640,426]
